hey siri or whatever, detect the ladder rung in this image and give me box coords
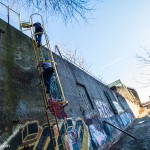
[21,22,31,28]
[48,101,68,109]
[33,32,43,35]
[49,119,56,123]
[41,43,48,47]
[50,123,57,126]
[62,101,68,108]
[50,122,57,126]
[47,101,67,107]
[46,102,68,114]
[50,123,58,127]
[48,119,57,124]
[23,29,31,31]
[32,40,36,43]
[21,21,30,24]
[50,125,57,128]
[43,123,57,128]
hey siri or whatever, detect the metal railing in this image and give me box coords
[104,121,137,140]
[0,2,21,30]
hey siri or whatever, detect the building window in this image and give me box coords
[103,91,118,114]
[77,82,94,114]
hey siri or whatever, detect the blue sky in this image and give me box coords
[47,0,150,102]
[2,0,150,102]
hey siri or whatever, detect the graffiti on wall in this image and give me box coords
[95,100,113,118]
[126,112,134,122]
[50,118,89,149]
[119,112,130,126]
[116,112,132,128]
[16,100,30,119]
[76,84,111,148]
[77,84,94,116]
[14,46,36,70]
[50,75,61,99]
[84,115,108,149]
[112,101,124,114]
[60,118,90,150]
[89,124,106,148]
[11,117,109,150]
[41,118,90,150]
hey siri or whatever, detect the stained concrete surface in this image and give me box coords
[0,18,140,149]
[109,114,150,150]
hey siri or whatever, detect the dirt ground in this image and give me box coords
[109,114,150,150]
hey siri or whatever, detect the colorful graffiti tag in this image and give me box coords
[4,114,134,150]
[61,118,90,150]
[89,124,106,147]
[95,100,113,118]
[6,118,90,150]
[50,75,61,99]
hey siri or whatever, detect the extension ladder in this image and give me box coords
[20,13,68,150]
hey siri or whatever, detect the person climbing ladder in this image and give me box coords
[32,22,43,47]
[38,57,54,96]
[21,22,43,47]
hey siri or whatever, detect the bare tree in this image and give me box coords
[136,47,150,87]
[98,75,106,84]
[55,45,91,72]
[136,48,150,66]
[2,0,97,22]
[55,45,107,84]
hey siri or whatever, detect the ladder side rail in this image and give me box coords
[41,18,65,99]
[52,108,65,149]
[35,49,56,149]
[32,41,56,150]
[29,16,56,149]
[40,16,66,150]
[41,19,66,103]
[47,42,66,102]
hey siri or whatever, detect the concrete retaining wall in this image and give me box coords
[0,18,134,149]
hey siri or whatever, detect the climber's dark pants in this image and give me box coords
[43,67,54,93]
